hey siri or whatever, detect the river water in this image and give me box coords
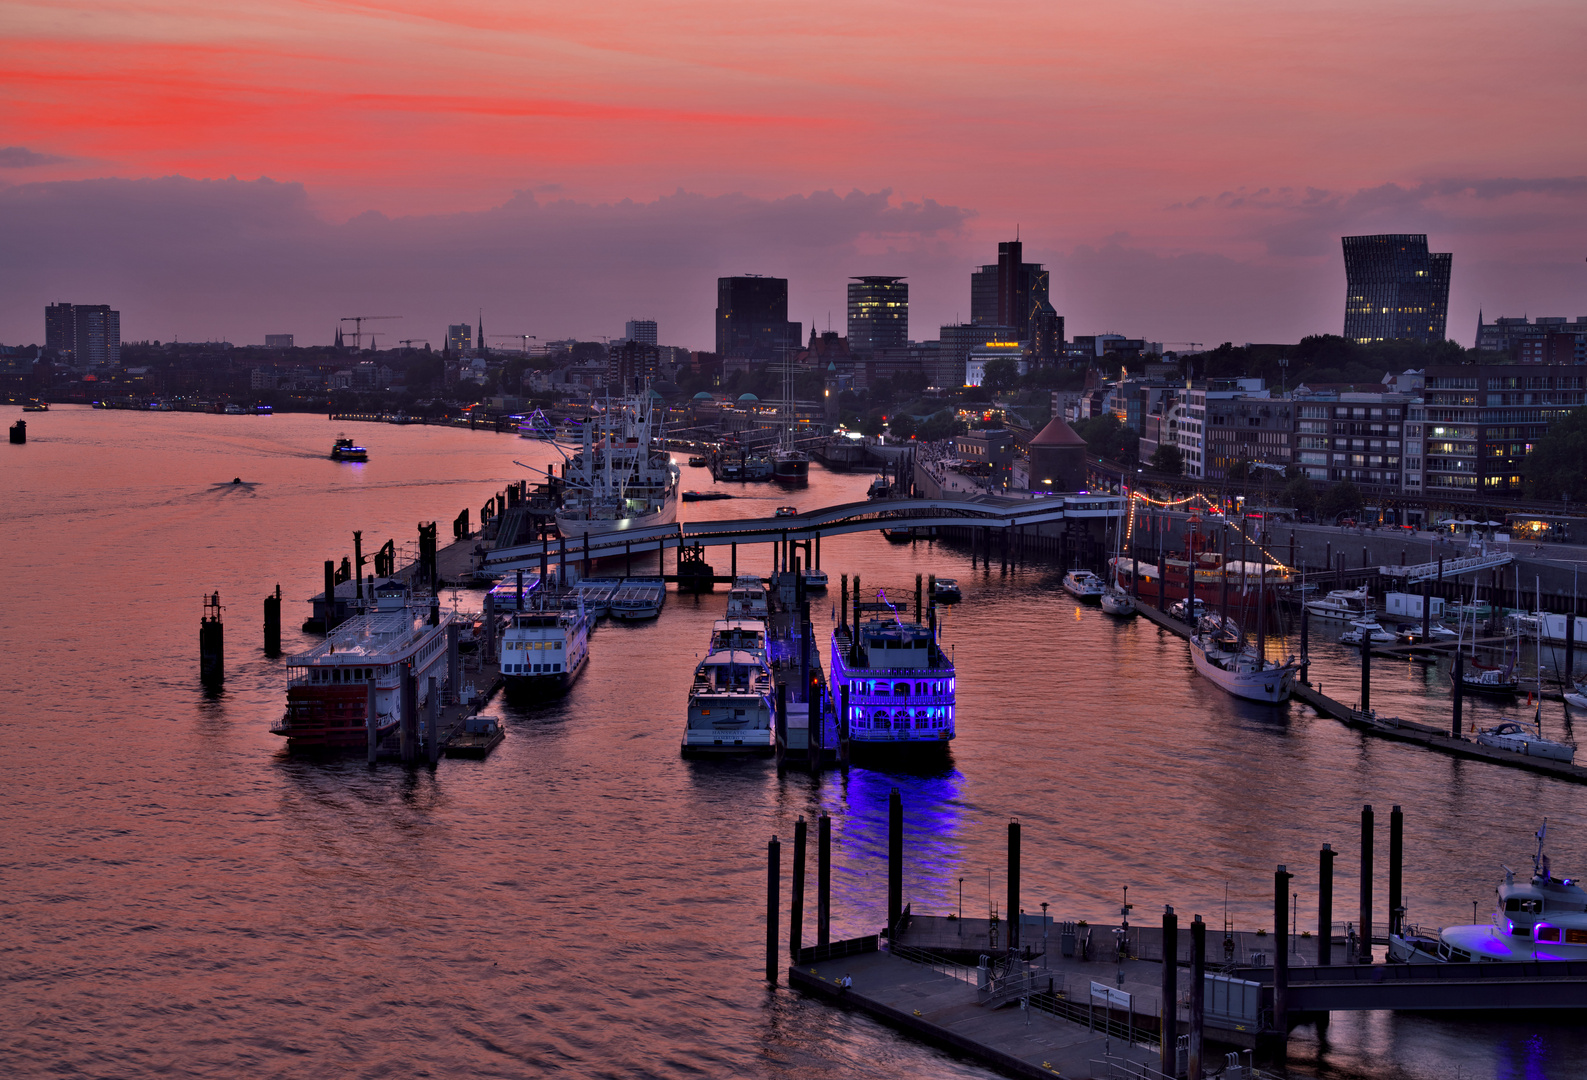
[3,407,1582,1080]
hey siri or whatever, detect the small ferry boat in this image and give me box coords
[680,648,776,756]
[1062,569,1105,601]
[682,490,733,502]
[500,598,591,700]
[1476,720,1576,763]
[931,577,961,602]
[331,437,368,462]
[273,581,454,752]
[726,575,770,620]
[1340,618,1397,645]
[831,600,956,757]
[610,578,666,620]
[1389,825,1587,963]
[1303,587,1373,622]
[21,399,48,412]
[1189,615,1298,703]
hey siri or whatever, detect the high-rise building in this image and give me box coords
[446,323,472,355]
[265,334,294,349]
[969,243,1053,348]
[846,276,908,355]
[624,319,658,346]
[1341,234,1451,344]
[608,340,662,392]
[715,276,801,360]
[939,323,1020,387]
[45,302,121,364]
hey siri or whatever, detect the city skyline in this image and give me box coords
[2,1,1585,348]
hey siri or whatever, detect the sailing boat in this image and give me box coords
[1101,488,1136,616]
[1454,579,1519,696]
[771,353,809,484]
[1189,528,1297,702]
[1477,587,1576,762]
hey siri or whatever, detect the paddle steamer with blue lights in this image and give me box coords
[831,591,955,757]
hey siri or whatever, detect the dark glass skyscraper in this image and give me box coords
[45,302,120,363]
[715,276,801,360]
[970,242,1052,348]
[1342,234,1451,344]
[846,276,908,355]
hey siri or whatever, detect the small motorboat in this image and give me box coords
[21,400,48,412]
[1476,721,1576,763]
[1303,586,1373,622]
[331,437,368,462]
[774,506,798,517]
[931,578,962,602]
[1062,569,1105,601]
[682,490,733,502]
[443,714,505,759]
[1340,618,1397,645]
[687,456,709,467]
[881,527,914,543]
[1398,621,1458,644]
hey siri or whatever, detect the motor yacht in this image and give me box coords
[1340,618,1397,645]
[1303,586,1373,622]
[1062,569,1105,601]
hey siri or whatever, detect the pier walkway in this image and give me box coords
[481,494,1123,574]
[1377,551,1513,583]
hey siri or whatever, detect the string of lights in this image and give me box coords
[1121,488,1293,573]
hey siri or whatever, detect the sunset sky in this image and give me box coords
[2,0,1585,349]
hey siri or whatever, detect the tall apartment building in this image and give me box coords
[624,319,658,346]
[45,302,121,364]
[1421,363,1587,493]
[1294,395,1408,495]
[608,340,662,393]
[846,276,908,355]
[1341,234,1451,344]
[1204,388,1293,480]
[446,323,472,355]
[716,276,801,360]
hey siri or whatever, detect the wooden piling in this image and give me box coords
[915,573,923,622]
[1007,819,1020,950]
[1300,606,1311,683]
[426,676,440,765]
[1389,805,1404,936]
[766,835,781,984]
[1160,906,1178,1078]
[400,666,417,765]
[1359,804,1374,962]
[1274,865,1292,1050]
[887,787,903,935]
[322,560,336,629]
[263,584,281,656]
[840,574,849,629]
[1453,650,1465,736]
[1360,627,1371,711]
[1189,915,1205,1080]
[1318,843,1334,966]
[818,813,831,946]
[791,816,806,962]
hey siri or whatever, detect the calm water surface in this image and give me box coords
[3,407,1585,1080]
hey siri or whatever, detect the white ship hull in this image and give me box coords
[554,489,678,542]
[1189,634,1296,703]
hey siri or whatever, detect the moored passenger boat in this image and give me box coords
[500,599,591,700]
[831,603,955,757]
[273,581,455,752]
[680,648,776,757]
[726,575,770,620]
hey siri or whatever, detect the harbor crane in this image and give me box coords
[339,315,400,350]
[490,334,537,355]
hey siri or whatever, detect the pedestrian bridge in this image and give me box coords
[1378,551,1514,584]
[482,493,1124,573]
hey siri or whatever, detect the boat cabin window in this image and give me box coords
[1506,898,1542,914]
[1536,926,1562,942]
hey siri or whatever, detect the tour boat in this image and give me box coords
[1062,569,1105,601]
[273,581,455,752]
[330,437,368,462]
[500,596,591,700]
[680,648,776,757]
[1188,616,1298,703]
[1476,720,1576,763]
[609,578,666,621]
[1389,825,1587,963]
[1303,587,1374,622]
[726,575,770,620]
[554,389,680,542]
[931,578,962,602]
[1340,618,1397,645]
[831,601,956,757]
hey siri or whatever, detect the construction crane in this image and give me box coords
[339,315,400,350]
[490,334,537,355]
[399,339,430,351]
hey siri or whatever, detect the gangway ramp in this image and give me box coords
[1379,550,1513,584]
